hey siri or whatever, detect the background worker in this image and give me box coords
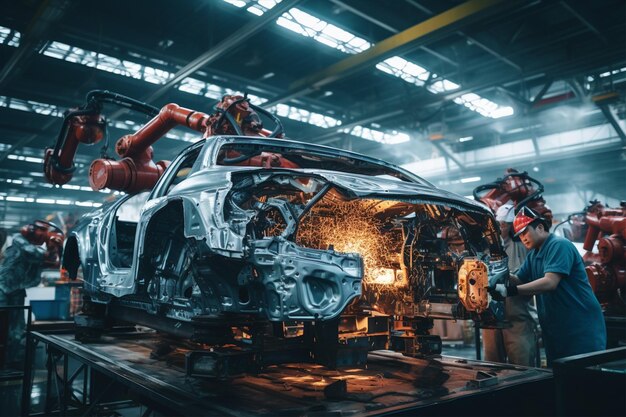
[483,204,537,366]
[0,231,45,368]
[489,207,606,366]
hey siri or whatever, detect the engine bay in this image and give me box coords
[226,171,506,321]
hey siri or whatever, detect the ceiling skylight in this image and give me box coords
[178,77,341,129]
[0,25,20,47]
[428,79,461,94]
[178,77,267,105]
[376,57,430,87]
[222,0,513,119]
[276,8,371,54]
[339,126,410,144]
[0,22,407,145]
[43,41,174,84]
[269,103,342,128]
[223,0,371,54]
[39,38,345,136]
[0,95,64,117]
[453,93,514,118]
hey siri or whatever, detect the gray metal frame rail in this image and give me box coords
[20,331,233,417]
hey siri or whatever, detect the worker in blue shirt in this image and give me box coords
[488,206,606,366]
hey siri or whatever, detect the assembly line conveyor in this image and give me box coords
[20,329,554,416]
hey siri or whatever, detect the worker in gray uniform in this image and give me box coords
[0,233,45,368]
[483,204,537,366]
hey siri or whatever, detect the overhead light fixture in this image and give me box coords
[459,136,473,142]
[7,154,45,163]
[0,25,20,47]
[36,198,55,204]
[460,176,481,183]
[599,66,626,78]
[6,196,26,202]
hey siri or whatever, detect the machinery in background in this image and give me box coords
[44,90,284,193]
[20,220,64,269]
[473,168,553,222]
[0,221,53,368]
[560,201,626,317]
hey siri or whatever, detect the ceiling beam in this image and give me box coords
[0,0,71,89]
[419,137,624,184]
[405,0,522,71]
[531,79,553,105]
[598,104,626,145]
[329,0,459,67]
[432,140,466,170]
[143,0,305,104]
[559,1,607,45]
[315,109,405,144]
[418,47,626,113]
[263,0,514,108]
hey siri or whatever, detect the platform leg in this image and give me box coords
[475,324,481,360]
[20,332,36,417]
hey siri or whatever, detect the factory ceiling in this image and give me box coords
[0,0,625,229]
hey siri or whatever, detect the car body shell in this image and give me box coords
[63,135,507,323]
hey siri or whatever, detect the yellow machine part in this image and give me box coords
[457,258,489,314]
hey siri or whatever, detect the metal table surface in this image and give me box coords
[22,330,554,416]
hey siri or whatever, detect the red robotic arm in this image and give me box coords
[579,201,626,311]
[20,220,64,269]
[89,103,210,193]
[43,112,106,185]
[44,91,288,194]
[473,168,553,222]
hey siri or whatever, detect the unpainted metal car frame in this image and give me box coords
[63,135,508,335]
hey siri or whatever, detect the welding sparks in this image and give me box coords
[297,198,406,287]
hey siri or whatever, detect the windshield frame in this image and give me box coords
[201,135,433,186]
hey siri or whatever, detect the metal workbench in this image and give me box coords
[21,330,554,416]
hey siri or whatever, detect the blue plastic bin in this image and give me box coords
[30,300,70,321]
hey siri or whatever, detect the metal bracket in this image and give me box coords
[466,370,499,389]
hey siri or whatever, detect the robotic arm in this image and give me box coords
[579,201,626,310]
[43,90,159,186]
[20,220,64,269]
[44,91,286,194]
[473,168,553,222]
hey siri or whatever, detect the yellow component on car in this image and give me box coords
[457,258,489,313]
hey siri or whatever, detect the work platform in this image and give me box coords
[21,330,554,416]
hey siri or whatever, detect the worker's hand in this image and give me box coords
[486,283,518,301]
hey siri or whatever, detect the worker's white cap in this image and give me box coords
[495,203,515,223]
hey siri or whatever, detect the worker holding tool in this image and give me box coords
[483,204,537,366]
[488,207,606,366]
